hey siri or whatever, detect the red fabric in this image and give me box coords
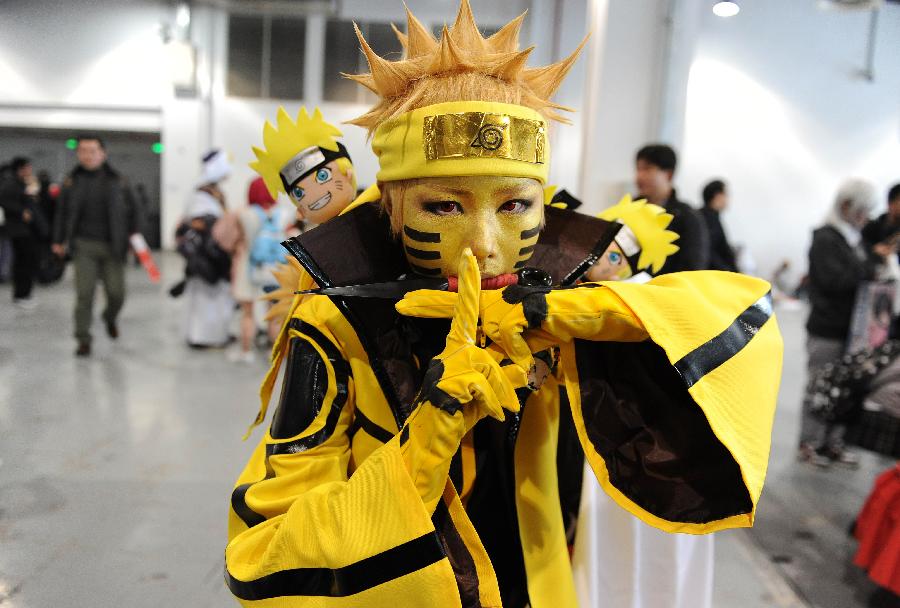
[854,464,900,596]
[248,176,276,209]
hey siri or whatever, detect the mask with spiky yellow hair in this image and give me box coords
[250,106,357,224]
[348,0,586,279]
[586,195,681,281]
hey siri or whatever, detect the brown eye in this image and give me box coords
[423,201,462,216]
[499,199,532,213]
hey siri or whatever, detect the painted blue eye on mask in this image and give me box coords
[315,167,332,184]
[608,251,622,265]
[291,186,305,201]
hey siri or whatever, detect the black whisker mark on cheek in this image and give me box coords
[404,225,441,243]
[409,263,443,276]
[513,260,528,269]
[520,224,541,239]
[519,245,535,256]
[405,246,441,261]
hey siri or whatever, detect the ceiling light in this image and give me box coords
[713,1,740,17]
[175,4,191,29]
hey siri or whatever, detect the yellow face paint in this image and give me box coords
[398,175,544,278]
[585,242,633,282]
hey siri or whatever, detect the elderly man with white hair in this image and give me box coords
[800,178,886,467]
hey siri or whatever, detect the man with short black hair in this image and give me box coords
[53,136,140,357]
[700,179,738,272]
[634,144,709,273]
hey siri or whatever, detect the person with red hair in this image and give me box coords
[227,176,296,363]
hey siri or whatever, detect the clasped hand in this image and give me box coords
[406,249,536,429]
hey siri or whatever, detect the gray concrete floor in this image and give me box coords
[0,255,893,607]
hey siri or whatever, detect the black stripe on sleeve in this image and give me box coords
[351,407,396,444]
[674,292,773,388]
[226,532,446,599]
[520,224,541,239]
[403,225,441,243]
[405,246,441,261]
[231,483,267,529]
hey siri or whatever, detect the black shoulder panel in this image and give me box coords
[270,336,330,440]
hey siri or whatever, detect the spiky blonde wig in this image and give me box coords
[348,0,586,230]
[348,0,585,131]
[598,195,680,274]
[250,107,354,199]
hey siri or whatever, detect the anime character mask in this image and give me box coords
[588,195,680,280]
[250,107,356,224]
[585,241,632,282]
[396,175,544,280]
[283,154,355,224]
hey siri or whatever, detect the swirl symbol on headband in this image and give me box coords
[471,124,504,151]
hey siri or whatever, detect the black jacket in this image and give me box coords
[700,206,738,272]
[806,225,877,341]
[655,190,710,274]
[53,164,139,259]
[0,174,44,240]
[862,213,900,265]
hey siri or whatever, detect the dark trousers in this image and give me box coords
[800,335,846,449]
[11,235,37,300]
[73,239,125,344]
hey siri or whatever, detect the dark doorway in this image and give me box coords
[0,127,162,248]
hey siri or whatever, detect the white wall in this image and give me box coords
[679,1,900,280]
[576,0,670,214]
[0,0,167,128]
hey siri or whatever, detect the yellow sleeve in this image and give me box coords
[560,271,782,534]
[226,315,461,607]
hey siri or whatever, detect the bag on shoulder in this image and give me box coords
[248,206,287,286]
[248,206,287,267]
[808,340,900,424]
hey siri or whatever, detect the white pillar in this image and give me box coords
[304,13,325,105]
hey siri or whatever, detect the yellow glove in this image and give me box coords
[399,249,526,514]
[396,282,648,372]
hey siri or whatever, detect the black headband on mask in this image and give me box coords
[279,142,351,192]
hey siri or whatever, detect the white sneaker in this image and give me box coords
[13,298,37,310]
[227,348,257,364]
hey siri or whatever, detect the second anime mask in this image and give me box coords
[250,107,357,224]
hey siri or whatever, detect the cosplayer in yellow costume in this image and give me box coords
[226,3,783,607]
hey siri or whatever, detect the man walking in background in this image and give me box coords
[700,179,739,272]
[52,136,140,357]
[634,144,709,273]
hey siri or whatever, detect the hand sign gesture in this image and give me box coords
[414,248,525,430]
[399,249,527,513]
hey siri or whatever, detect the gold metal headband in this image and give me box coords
[423,112,546,165]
